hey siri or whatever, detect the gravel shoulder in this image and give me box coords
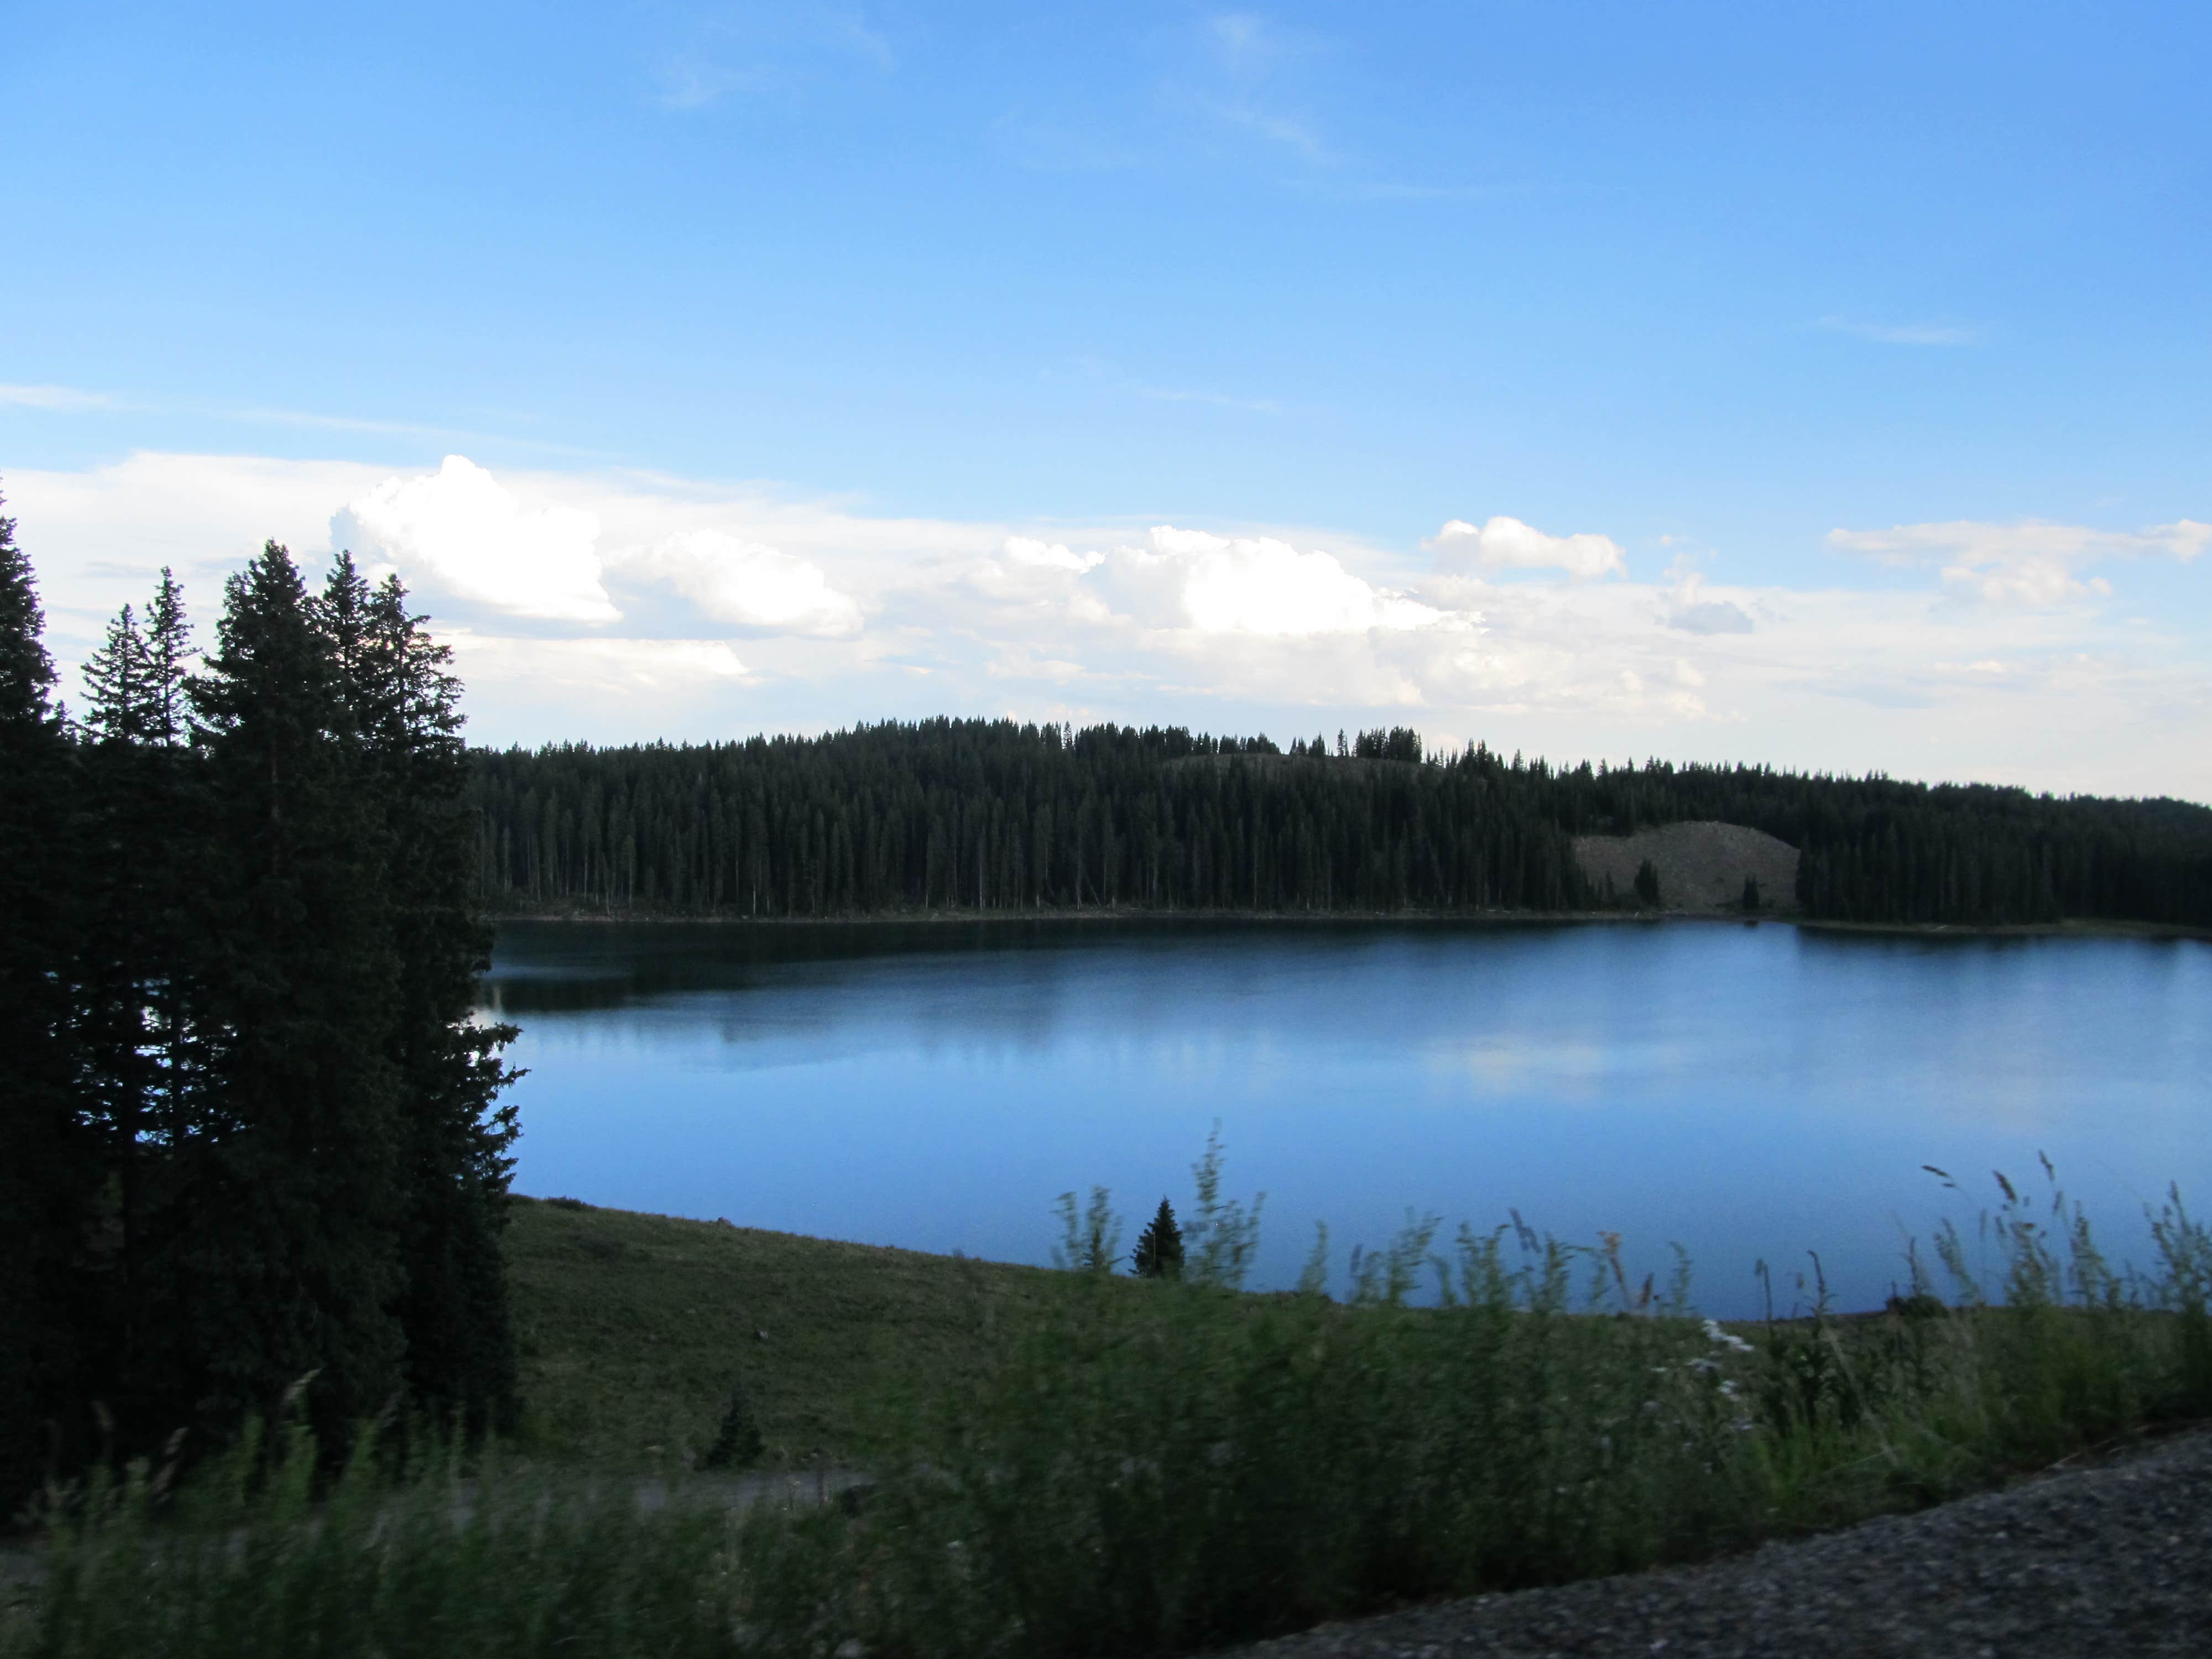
[1208,1429,2212,1659]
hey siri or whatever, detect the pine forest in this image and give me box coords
[471,724,2212,930]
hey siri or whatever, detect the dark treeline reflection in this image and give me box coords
[0,493,518,1511]
[472,723,2212,928]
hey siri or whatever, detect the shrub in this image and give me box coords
[697,1378,764,1470]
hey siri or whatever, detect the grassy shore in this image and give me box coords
[13,1179,2211,1658]
[504,1194,1062,1468]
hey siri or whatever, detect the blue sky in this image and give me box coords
[4,2,2208,795]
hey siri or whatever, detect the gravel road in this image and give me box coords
[1210,1430,2212,1659]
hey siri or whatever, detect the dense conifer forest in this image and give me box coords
[471,724,2212,929]
[0,493,518,1511]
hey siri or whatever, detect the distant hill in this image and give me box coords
[1573,821,1800,913]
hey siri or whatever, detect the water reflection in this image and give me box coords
[481,919,2211,1317]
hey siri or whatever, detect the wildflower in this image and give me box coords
[1702,1319,1754,1354]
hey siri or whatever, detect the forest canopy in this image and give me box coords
[471,723,2212,930]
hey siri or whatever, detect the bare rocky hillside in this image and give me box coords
[1572,821,1799,912]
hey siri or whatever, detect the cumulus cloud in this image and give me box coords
[1003,535,1103,572]
[1828,518,2210,608]
[343,455,617,623]
[1670,601,1754,635]
[13,450,2212,799]
[442,631,748,690]
[1665,571,1755,635]
[617,529,862,635]
[1148,526,1447,635]
[1424,516,1626,580]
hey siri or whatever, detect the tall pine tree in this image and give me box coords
[0,489,97,1504]
[183,542,409,1444]
[71,572,206,1446]
[333,559,521,1433]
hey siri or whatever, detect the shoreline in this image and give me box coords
[484,904,2212,943]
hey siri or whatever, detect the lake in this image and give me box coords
[479,918,2210,1318]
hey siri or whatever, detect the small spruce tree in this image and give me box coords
[1132,1198,1185,1279]
[1742,875,1761,911]
[1634,858,1662,906]
[699,1376,765,1469]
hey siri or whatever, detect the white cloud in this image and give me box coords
[343,456,617,623]
[1424,516,1626,580]
[1665,571,1755,635]
[1828,518,2210,608]
[1003,535,1102,573]
[617,529,862,636]
[0,383,124,411]
[1149,526,1447,635]
[442,630,748,690]
[11,451,2211,799]
[651,10,894,112]
[1820,316,1983,347]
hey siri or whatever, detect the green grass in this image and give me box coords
[11,1172,2211,1659]
[505,1194,1064,1468]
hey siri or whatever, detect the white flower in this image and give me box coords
[1702,1318,1754,1353]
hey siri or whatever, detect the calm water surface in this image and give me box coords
[480,919,2210,1317]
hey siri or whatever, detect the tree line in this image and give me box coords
[1,493,518,1511]
[471,724,2212,928]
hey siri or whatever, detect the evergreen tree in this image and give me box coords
[353,568,521,1434]
[698,1376,765,1469]
[4,519,523,1493]
[1634,859,1661,906]
[67,570,209,1453]
[0,488,93,1506]
[80,603,151,741]
[1741,875,1761,911]
[143,568,192,747]
[1131,1199,1185,1280]
[184,542,408,1444]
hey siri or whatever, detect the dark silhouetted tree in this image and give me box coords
[182,541,409,1446]
[698,1377,765,1469]
[71,569,205,1443]
[0,487,93,1506]
[348,565,522,1435]
[1634,859,1661,905]
[1132,1198,1185,1280]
